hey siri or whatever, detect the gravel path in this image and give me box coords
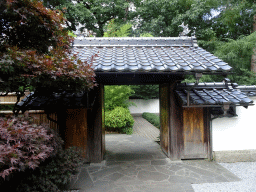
[192,162,256,192]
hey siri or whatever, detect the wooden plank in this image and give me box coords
[0,102,16,105]
[0,95,26,103]
[159,84,169,156]
[0,110,44,114]
[182,108,208,159]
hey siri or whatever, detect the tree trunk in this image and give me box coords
[251,15,256,73]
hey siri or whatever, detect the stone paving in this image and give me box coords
[65,134,241,192]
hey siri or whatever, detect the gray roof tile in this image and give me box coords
[175,81,254,106]
[72,37,232,74]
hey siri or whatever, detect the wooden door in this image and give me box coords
[182,108,208,159]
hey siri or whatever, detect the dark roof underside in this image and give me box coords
[72,37,232,75]
[17,81,255,113]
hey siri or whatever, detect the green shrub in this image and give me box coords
[105,107,134,134]
[142,112,160,129]
[15,146,85,192]
[1,146,85,192]
[104,85,135,111]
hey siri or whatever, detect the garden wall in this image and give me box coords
[128,99,159,115]
[212,96,256,151]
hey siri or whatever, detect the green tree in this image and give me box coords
[44,0,139,37]
[134,0,196,37]
[214,32,256,85]
[0,0,95,95]
[130,85,159,99]
[134,0,256,40]
[104,85,135,111]
[103,19,132,37]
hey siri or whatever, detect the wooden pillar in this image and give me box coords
[87,84,105,163]
[204,108,212,160]
[160,82,184,160]
[169,82,184,160]
[159,83,170,156]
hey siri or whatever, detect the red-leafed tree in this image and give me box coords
[0,0,93,183]
[0,0,96,96]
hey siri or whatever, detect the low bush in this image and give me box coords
[0,115,62,180]
[105,107,134,134]
[15,146,85,192]
[0,115,85,191]
[142,112,160,129]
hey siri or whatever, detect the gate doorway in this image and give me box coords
[104,84,163,161]
[86,80,211,163]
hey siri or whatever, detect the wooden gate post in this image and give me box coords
[159,83,170,156]
[87,84,105,163]
[160,82,184,161]
[169,82,184,160]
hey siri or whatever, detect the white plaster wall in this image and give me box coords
[128,99,159,114]
[212,97,256,151]
[129,97,256,152]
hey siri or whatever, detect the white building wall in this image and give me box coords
[212,97,256,151]
[129,99,159,114]
[129,98,256,152]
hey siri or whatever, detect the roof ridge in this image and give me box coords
[73,36,198,47]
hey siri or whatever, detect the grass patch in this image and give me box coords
[142,112,160,129]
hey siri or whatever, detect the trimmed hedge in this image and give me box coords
[142,112,160,129]
[105,107,134,135]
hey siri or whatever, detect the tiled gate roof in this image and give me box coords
[175,80,254,107]
[72,37,232,74]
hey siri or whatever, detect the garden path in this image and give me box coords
[65,134,240,192]
[132,116,160,141]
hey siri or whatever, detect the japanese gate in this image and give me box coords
[18,37,254,163]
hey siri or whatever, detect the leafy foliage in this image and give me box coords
[104,85,135,111]
[134,0,195,37]
[0,105,14,111]
[44,0,139,37]
[130,85,159,99]
[15,146,85,192]
[214,32,256,84]
[134,0,256,40]
[0,115,62,180]
[105,107,134,134]
[0,0,95,94]
[142,112,160,129]
[103,19,132,37]
[1,146,85,192]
